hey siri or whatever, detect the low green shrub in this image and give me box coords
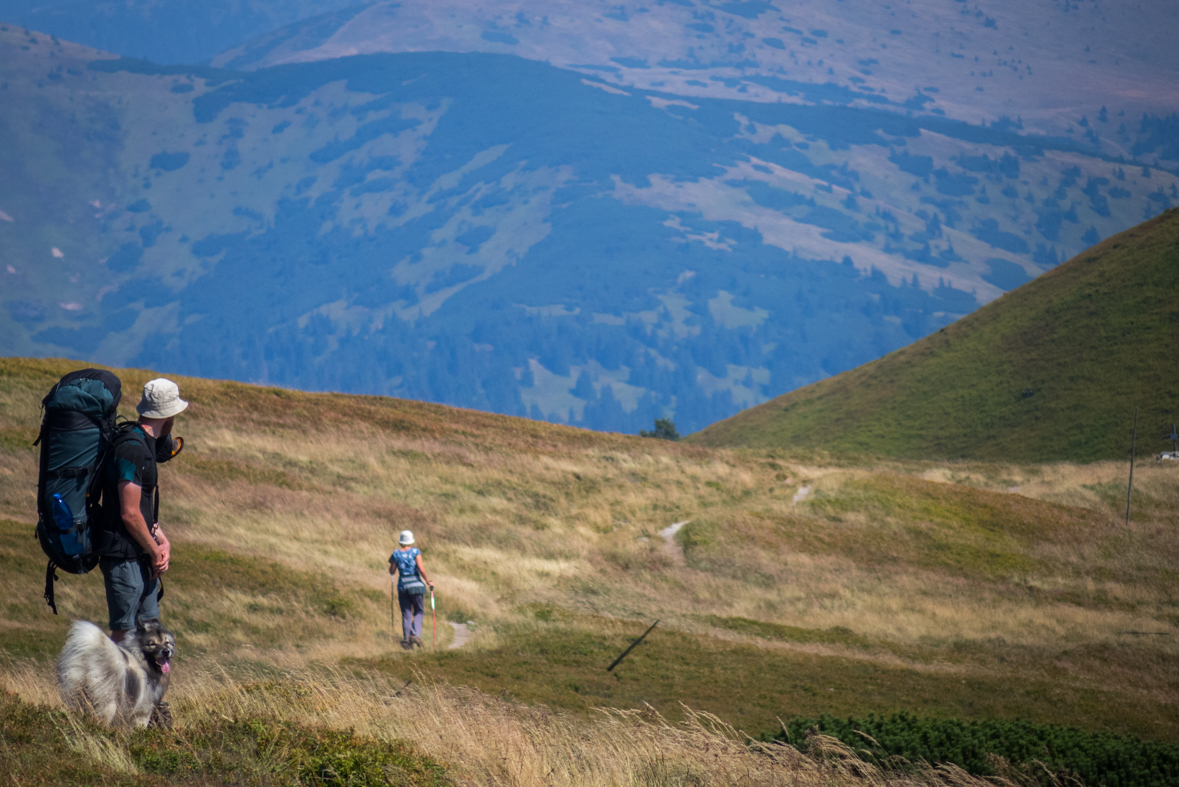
[766,712,1179,786]
[0,689,450,786]
[127,716,450,786]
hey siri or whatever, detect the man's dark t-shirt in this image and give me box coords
[99,425,158,559]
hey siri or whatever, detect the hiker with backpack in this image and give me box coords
[35,372,185,643]
[389,530,434,649]
[98,378,187,643]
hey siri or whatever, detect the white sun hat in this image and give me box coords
[136,378,189,419]
[399,530,415,545]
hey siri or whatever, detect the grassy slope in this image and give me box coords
[690,209,1179,462]
[2,357,1179,772]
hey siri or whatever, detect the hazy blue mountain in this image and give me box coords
[2,28,1177,433]
[0,0,363,65]
[215,0,1179,150]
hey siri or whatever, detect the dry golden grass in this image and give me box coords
[2,357,1178,754]
[2,663,1025,787]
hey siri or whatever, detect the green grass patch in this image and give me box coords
[677,518,720,553]
[162,545,384,651]
[0,427,37,452]
[786,475,1097,579]
[667,475,1106,586]
[178,456,308,490]
[348,615,1179,743]
[703,615,871,649]
[0,517,110,660]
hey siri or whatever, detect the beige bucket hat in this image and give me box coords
[136,378,189,419]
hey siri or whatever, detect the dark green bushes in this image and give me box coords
[768,712,1179,786]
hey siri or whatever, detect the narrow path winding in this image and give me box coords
[447,621,470,650]
[660,520,690,564]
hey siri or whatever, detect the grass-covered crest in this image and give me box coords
[692,208,1179,461]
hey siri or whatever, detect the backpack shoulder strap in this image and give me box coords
[114,423,161,526]
[112,421,147,446]
[101,422,148,489]
[94,423,147,528]
[35,408,50,523]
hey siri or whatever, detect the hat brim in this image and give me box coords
[399,538,415,545]
[137,398,189,419]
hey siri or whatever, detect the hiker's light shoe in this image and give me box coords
[400,640,413,651]
[410,635,424,648]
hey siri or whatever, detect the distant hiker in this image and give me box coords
[389,530,433,650]
[99,378,187,644]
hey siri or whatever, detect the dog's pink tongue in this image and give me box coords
[160,662,170,674]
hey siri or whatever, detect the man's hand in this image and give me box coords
[151,525,171,578]
[151,550,168,579]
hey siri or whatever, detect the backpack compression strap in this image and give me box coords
[44,560,59,615]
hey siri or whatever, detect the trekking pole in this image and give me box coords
[430,590,437,650]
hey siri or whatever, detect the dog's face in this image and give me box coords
[136,619,176,675]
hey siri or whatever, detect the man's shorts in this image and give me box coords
[99,556,160,631]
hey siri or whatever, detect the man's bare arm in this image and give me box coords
[118,481,165,577]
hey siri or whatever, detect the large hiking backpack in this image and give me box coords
[35,369,122,613]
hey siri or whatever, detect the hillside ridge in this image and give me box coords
[689,208,1179,461]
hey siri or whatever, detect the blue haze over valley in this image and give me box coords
[1,0,1177,433]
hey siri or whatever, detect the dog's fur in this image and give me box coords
[58,619,175,729]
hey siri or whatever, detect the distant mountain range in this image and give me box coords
[1,3,1177,434]
[210,0,1179,142]
[691,209,1179,461]
[1,0,362,66]
[8,0,1179,144]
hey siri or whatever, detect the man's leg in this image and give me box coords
[136,558,161,625]
[101,557,145,639]
[103,557,161,640]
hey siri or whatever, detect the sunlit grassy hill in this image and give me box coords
[2,356,1179,784]
[691,208,1179,461]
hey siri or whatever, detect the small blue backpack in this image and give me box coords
[393,548,427,594]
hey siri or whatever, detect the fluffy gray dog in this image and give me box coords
[58,618,175,729]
